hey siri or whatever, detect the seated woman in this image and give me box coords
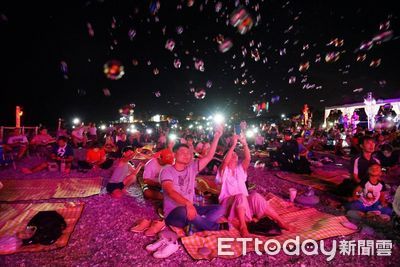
[345,164,392,216]
[216,134,288,236]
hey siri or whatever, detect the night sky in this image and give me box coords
[0,0,399,127]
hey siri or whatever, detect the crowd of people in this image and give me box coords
[1,118,400,258]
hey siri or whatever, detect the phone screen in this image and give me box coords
[234,124,241,135]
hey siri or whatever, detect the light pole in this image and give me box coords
[364,92,376,130]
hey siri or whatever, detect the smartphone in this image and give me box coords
[234,124,241,135]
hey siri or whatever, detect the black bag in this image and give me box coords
[22,211,67,246]
[247,217,282,236]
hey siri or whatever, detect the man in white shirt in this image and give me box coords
[71,125,87,148]
[6,128,29,159]
[142,149,174,200]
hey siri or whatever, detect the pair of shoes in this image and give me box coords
[145,220,166,237]
[130,219,166,236]
[146,238,180,258]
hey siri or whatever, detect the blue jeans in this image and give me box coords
[165,204,225,232]
[345,200,392,215]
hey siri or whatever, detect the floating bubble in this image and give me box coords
[128,28,136,40]
[132,59,139,66]
[149,0,160,15]
[153,68,159,75]
[104,60,125,80]
[103,88,111,96]
[206,80,213,88]
[154,91,161,97]
[379,80,387,87]
[230,7,253,34]
[302,44,309,50]
[289,76,296,84]
[215,2,222,12]
[379,21,390,31]
[147,60,152,66]
[315,54,321,63]
[60,61,68,73]
[327,38,344,47]
[369,58,381,67]
[187,0,194,7]
[241,47,247,57]
[176,26,184,34]
[279,48,286,56]
[299,62,310,72]
[237,15,253,34]
[271,96,280,103]
[359,40,374,51]
[356,54,366,62]
[372,30,393,43]
[353,88,363,93]
[86,22,94,37]
[251,48,260,61]
[194,88,206,99]
[173,59,181,69]
[325,52,340,62]
[110,16,117,28]
[189,87,195,93]
[194,59,205,71]
[165,39,175,51]
[219,39,233,53]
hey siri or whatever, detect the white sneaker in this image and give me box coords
[145,238,169,252]
[152,240,180,258]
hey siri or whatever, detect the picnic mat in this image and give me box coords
[0,201,84,255]
[181,193,357,260]
[0,177,102,201]
[275,170,349,191]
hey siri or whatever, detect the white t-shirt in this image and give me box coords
[143,158,164,183]
[216,164,248,202]
[89,127,97,135]
[72,128,84,138]
[360,181,385,207]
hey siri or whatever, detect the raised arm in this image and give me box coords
[239,134,251,171]
[198,125,223,171]
[220,134,238,172]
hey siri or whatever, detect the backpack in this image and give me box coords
[22,211,66,246]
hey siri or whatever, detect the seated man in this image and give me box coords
[30,127,56,156]
[374,144,400,181]
[71,125,87,148]
[272,131,311,174]
[106,147,143,198]
[142,149,174,200]
[346,164,392,216]
[160,126,225,233]
[5,128,29,159]
[22,136,74,174]
[351,136,381,184]
[78,142,114,171]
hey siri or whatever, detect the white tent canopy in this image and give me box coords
[324,97,400,128]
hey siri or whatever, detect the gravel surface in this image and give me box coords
[1,154,399,266]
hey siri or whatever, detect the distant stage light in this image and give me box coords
[213,113,225,124]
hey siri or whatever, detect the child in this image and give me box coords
[106,147,143,198]
[346,164,392,216]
